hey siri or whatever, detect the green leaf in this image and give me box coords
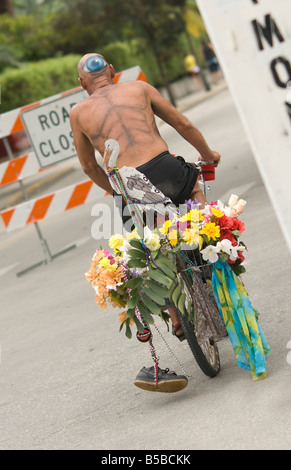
[125,320,132,339]
[154,260,176,279]
[147,268,172,287]
[127,288,140,309]
[145,279,169,298]
[232,230,241,237]
[140,294,161,315]
[168,280,177,298]
[133,316,145,334]
[178,292,186,316]
[126,307,136,318]
[172,243,182,253]
[171,285,182,307]
[156,252,177,271]
[219,252,229,263]
[137,302,155,324]
[127,259,147,269]
[142,287,166,306]
[129,239,144,251]
[128,249,146,260]
[126,277,143,289]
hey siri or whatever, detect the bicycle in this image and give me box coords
[104,141,227,379]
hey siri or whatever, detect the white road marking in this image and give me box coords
[0,262,19,277]
[218,181,256,203]
[64,236,92,250]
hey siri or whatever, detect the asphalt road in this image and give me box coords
[0,88,291,450]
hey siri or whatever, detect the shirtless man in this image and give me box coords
[70,53,221,393]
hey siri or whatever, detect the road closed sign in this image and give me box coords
[196,0,291,252]
[21,89,87,168]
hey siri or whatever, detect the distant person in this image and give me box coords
[201,39,222,84]
[183,54,203,91]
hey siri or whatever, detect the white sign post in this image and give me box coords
[21,89,88,168]
[196,0,291,252]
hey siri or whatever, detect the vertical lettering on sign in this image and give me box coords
[270,57,291,88]
[251,14,285,51]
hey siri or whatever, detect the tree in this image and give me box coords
[0,0,13,15]
[99,0,188,105]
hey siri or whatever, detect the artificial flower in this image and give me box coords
[119,311,133,324]
[216,239,238,261]
[143,226,161,251]
[200,222,220,241]
[98,257,118,271]
[211,207,224,218]
[168,229,179,247]
[109,234,126,252]
[201,245,220,263]
[126,229,140,240]
[228,194,239,207]
[182,227,199,246]
[159,219,174,236]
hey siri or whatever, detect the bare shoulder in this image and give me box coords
[70,98,90,118]
[118,80,156,96]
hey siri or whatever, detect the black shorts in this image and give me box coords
[136,151,199,205]
[114,151,199,227]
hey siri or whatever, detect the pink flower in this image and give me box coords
[228,194,247,216]
[228,194,239,207]
[235,199,246,214]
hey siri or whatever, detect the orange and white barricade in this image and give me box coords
[0,66,146,274]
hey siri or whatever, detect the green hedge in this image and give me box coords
[0,54,82,113]
[0,37,196,113]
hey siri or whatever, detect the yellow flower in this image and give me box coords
[98,257,118,271]
[159,219,174,236]
[147,234,160,251]
[180,209,199,223]
[200,222,220,241]
[211,207,224,218]
[168,229,178,247]
[109,234,125,252]
[126,229,140,240]
[182,228,199,246]
[198,211,205,223]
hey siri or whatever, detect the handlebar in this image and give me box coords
[194,161,216,167]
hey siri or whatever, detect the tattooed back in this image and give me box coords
[74,80,169,167]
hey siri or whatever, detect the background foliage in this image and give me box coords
[0,0,209,112]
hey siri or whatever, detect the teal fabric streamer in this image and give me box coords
[211,259,271,380]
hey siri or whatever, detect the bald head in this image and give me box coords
[78,53,115,95]
[78,53,108,77]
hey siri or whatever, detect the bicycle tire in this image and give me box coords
[176,251,221,378]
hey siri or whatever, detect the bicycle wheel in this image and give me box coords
[176,251,221,378]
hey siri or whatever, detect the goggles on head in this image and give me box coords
[83,55,107,73]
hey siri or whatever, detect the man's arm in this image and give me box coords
[146,83,221,164]
[70,107,113,194]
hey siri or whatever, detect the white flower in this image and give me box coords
[201,244,220,263]
[106,282,123,291]
[142,226,160,251]
[216,238,232,254]
[216,239,239,261]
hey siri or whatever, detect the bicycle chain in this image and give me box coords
[153,323,192,378]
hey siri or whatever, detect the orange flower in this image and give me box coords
[118,311,134,325]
